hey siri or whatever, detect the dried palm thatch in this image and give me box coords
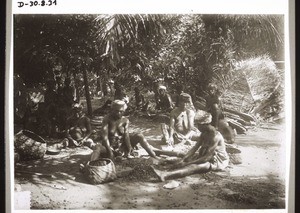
[218,55,283,120]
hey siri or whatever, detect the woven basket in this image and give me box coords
[14,130,47,161]
[85,158,117,184]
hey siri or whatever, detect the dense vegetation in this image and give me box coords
[14,14,284,119]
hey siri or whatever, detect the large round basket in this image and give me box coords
[14,130,47,161]
[85,158,117,184]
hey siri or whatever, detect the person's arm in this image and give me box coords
[123,118,132,155]
[185,137,219,165]
[167,94,174,109]
[182,138,203,162]
[102,117,114,159]
[169,138,203,169]
[65,122,71,139]
[168,112,175,145]
[81,117,92,142]
[184,110,196,139]
[205,95,211,111]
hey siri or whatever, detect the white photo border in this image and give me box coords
[6,0,294,212]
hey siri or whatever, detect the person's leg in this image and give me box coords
[151,162,211,182]
[90,143,107,161]
[152,149,184,158]
[130,133,159,159]
[161,123,170,144]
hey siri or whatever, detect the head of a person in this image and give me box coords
[110,100,127,119]
[178,93,191,111]
[72,103,83,118]
[194,110,215,134]
[207,83,218,95]
[158,85,167,95]
[199,123,216,136]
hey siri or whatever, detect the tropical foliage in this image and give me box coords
[14,14,284,118]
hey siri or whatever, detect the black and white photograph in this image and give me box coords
[6,0,293,212]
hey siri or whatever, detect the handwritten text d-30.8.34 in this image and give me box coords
[18,0,57,8]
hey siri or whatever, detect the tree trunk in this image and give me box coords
[83,68,93,116]
[72,71,80,103]
[96,72,102,97]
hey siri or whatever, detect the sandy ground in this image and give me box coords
[13,116,287,210]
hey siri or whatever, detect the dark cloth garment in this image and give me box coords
[23,107,40,133]
[157,93,173,111]
[62,85,75,107]
[44,89,57,105]
[205,94,220,112]
[174,93,181,107]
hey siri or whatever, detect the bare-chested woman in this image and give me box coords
[161,93,200,147]
[90,100,162,161]
[64,103,94,148]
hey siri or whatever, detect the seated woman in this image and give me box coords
[64,103,95,148]
[161,93,200,147]
[134,87,149,111]
[205,83,223,129]
[156,85,174,113]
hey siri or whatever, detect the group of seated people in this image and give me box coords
[22,79,232,182]
[62,82,231,182]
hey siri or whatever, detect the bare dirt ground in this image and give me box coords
[13,115,287,210]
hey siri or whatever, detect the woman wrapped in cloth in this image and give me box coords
[161,93,201,148]
[90,100,168,161]
[151,112,229,182]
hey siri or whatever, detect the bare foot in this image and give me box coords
[150,166,166,182]
[151,157,168,166]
